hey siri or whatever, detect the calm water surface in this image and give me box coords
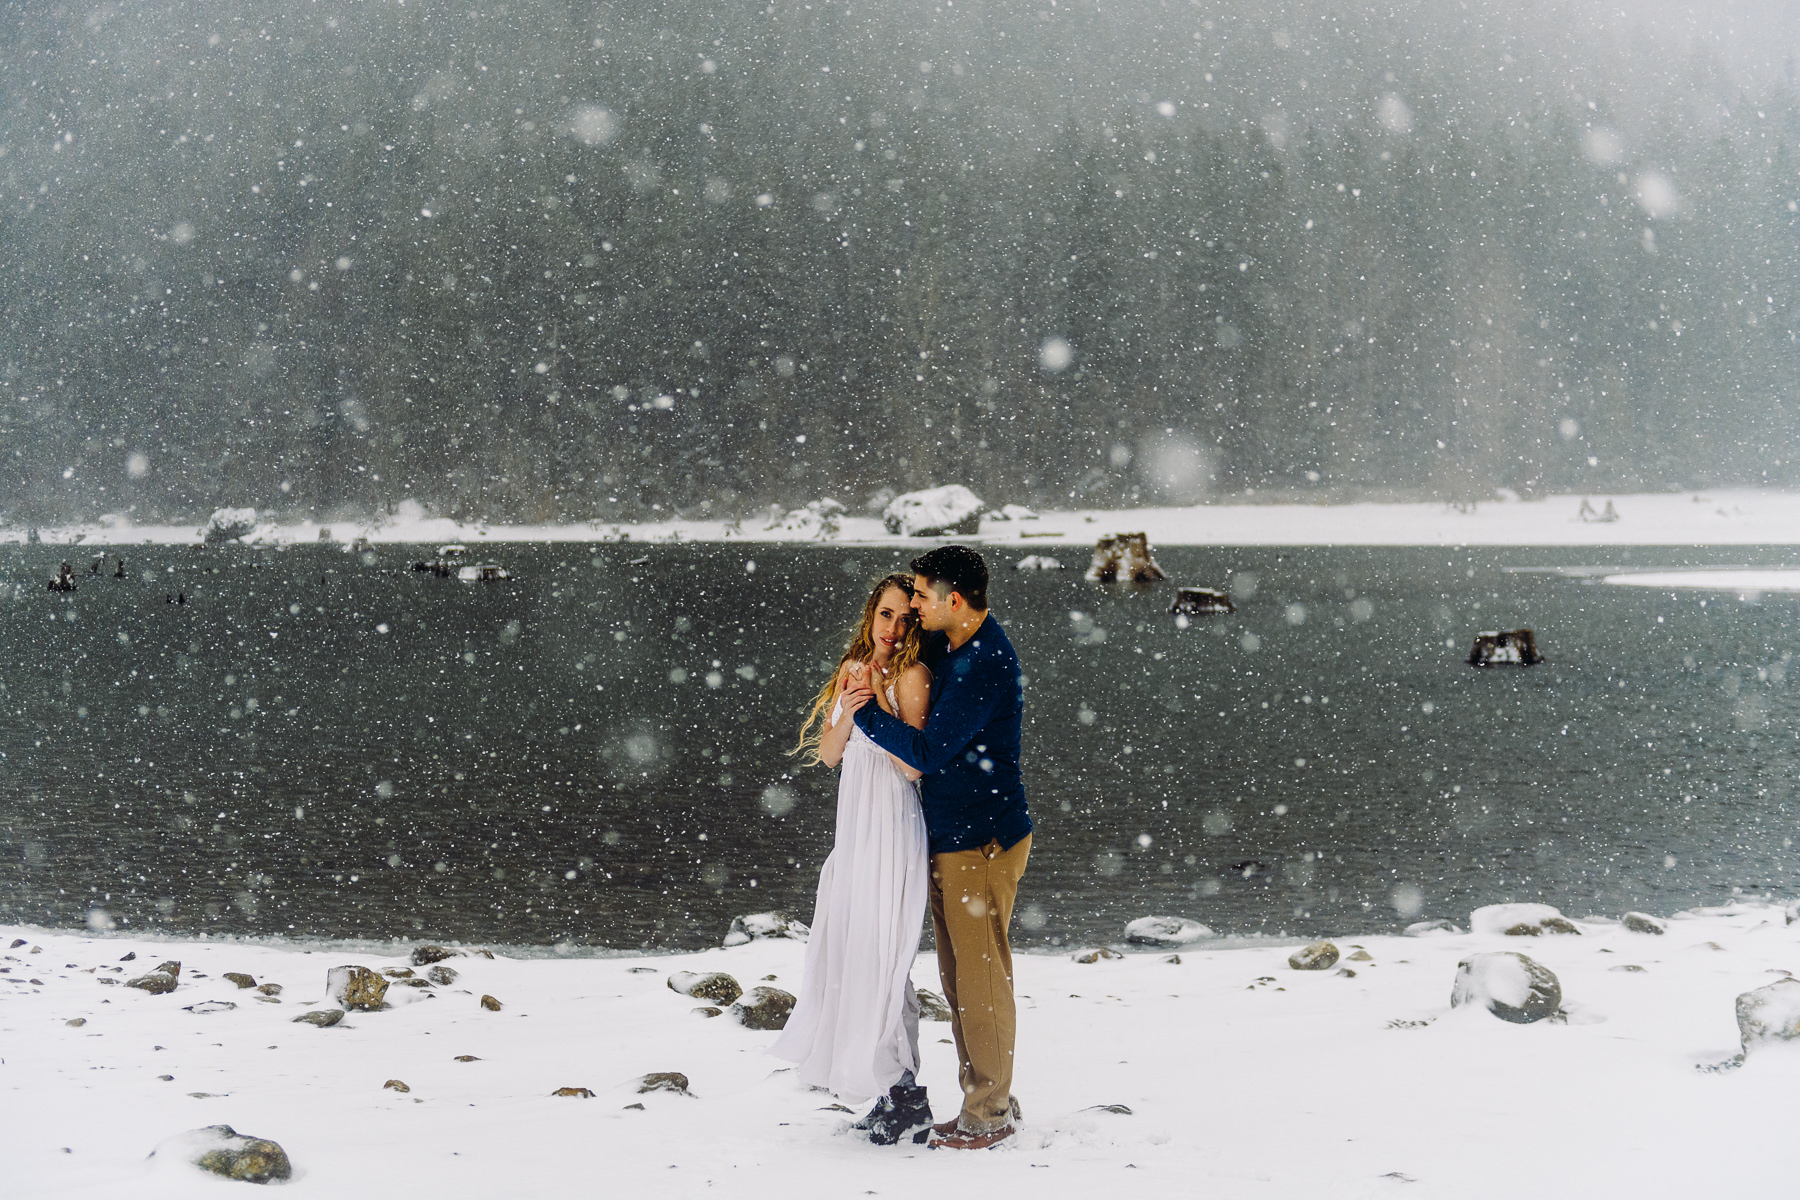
[3,540,1799,950]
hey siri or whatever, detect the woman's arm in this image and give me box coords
[882,663,932,781]
[815,664,858,768]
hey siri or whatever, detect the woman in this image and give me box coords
[771,573,935,1145]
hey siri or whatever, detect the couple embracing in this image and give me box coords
[772,546,1032,1150]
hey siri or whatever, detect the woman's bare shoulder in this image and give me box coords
[899,662,932,689]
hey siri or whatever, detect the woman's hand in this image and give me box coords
[837,662,877,717]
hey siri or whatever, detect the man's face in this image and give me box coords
[911,575,957,631]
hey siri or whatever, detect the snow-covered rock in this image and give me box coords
[1450,951,1563,1024]
[768,498,845,540]
[1736,978,1800,1054]
[1622,912,1667,935]
[1405,919,1465,937]
[326,964,389,1011]
[1470,903,1581,937]
[883,485,984,537]
[202,507,257,544]
[150,1125,292,1184]
[1013,555,1064,571]
[986,504,1040,522]
[1124,915,1215,946]
[729,986,795,1030]
[1288,942,1340,971]
[126,960,181,994]
[1086,532,1167,582]
[723,912,809,947]
[668,970,743,1005]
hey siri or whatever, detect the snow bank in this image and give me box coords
[22,489,1800,548]
[6,899,1800,1197]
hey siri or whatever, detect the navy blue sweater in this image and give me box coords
[854,614,1032,855]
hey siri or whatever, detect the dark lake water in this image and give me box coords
[3,539,1799,951]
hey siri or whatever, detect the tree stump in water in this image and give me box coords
[1169,586,1232,615]
[1086,533,1167,583]
[1467,629,1541,667]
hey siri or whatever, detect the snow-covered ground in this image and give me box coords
[15,489,1800,549]
[5,903,1799,1197]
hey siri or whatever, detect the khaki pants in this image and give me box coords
[928,833,1031,1133]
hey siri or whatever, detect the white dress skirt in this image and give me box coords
[770,691,930,1099]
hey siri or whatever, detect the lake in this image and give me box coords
[2,539,1798,950]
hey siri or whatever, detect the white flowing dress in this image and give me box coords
[770,686,931,1099]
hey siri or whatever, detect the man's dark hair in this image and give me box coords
[910,545,989,611]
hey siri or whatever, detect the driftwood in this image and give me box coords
[1086,533,1167,583]
[1169,586,1233,615]
[1467,629,1542,667]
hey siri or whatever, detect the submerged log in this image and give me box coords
[1467,629,1542,667]
[1085,533,1167,583]
[1169,586,1233,615]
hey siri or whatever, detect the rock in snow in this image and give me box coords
[1451,952,1563,1024]
[326,965,390,1011]
[126,961,182,994]
[882,485,984,537]
[151,1125,292,1184]
[917,988,952,1022]
[1013,555,1064,571]
[1404,919,1465,937]
[723,912,809,947]
[1124,916,1216,946]
[767,499,845,540]
[1735,978,1800,1054]
[730,986,796,1030]
[202,508,257,545]
[668,971,743,1005]
[1470,903,1581,937]
[1288,942,1340,971]
[1621,912,1667,935]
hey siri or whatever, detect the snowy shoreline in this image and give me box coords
[16,488,1800,550]
[7,902,1800,1197]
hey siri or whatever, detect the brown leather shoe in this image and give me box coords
[931,1118,960,1137]
[929,1124,1015,1150]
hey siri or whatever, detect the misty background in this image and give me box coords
[5,0,1800,524]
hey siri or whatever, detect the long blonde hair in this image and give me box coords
[790,573,923,766]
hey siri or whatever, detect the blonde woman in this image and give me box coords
[772,573,934,1145]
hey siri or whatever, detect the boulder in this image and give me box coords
[66,1018,87,1028]
[730,987,796,1031]
[668,971,742,1005]
[551,1087,594,1098]
[426,965,458,987]
[383,1079,410,1093]
[1404,919,1464,937]
[127,961,182,994]
[480,994,503,1011]
[1072,948,1123,964]
[723,912,810,947]
[1736,978,1800,1055]
[382,967,416,979]
[1085,533,1167,583]
[1288,942,1340,971]
[987,504,1040,522]
[1450,952,1563,1024]
[691,1006,722,1018]
[638,1072,691,1095]
[326,965,389,1011]
[1622,912,1667,935]
[292,1009,344,1028]
[202,508,257,545]
[1347,950,1374,962]
[256,983,283,996]
[1470,903,1580,937]
[1013,556,1064,571]
[222,973,257,989]
[883,485,984,537]
[151,1125,291,1184]
[1124,915,1215,947]
[917,989,953,1022]
[411,944,494,966]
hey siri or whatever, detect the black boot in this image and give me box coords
[865,1081,932,1145]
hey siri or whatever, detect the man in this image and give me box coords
[840,544,1032,1150]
